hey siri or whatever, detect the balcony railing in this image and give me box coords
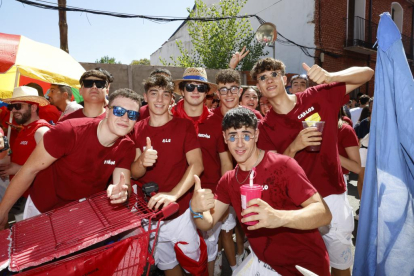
[344,16,414,60]
[345,16,378,54]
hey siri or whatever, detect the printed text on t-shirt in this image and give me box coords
[297,106,315,120]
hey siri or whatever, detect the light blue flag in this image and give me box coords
[353,12,414,276]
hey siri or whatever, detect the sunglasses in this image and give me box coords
[227,134,255,143]
[82,79,107,89]
[258,71,282,82]
[185,83,208,93]
[109,106,140,121]
[7,103,28,111]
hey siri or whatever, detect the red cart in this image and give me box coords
[0,190,178,276]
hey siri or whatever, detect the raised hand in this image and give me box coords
[107,172,129,204]
[190,175,215,213]
[140,137,158,167]
[229,46,250,69]
[303,63,333,84]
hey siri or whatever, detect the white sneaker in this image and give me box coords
[214,251,223,276]
[236,250,248,266]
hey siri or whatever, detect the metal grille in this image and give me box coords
[9,191,155,272]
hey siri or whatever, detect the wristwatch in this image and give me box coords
[0,136,10,153]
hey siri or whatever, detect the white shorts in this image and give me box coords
[319,192,354,270]
[145,208,200,271]
[360,148,368,168]
[221,206,237,232]
[201,221,222,262]
[23,196,41,220]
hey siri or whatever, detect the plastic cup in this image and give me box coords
[240,184,262,225]
[301,121,325,152]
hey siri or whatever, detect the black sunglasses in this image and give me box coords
[185,83,208,93]
[109,106,140,121]
[7,103,28,111]
[82,79,107,89]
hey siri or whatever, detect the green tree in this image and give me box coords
[95,56,121,64]
[131,58,150,65]
[161,0,268,70]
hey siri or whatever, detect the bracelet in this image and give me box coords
[189,199,203,219]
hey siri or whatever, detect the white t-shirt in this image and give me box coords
[350,107,362,125]
[59,101,83,120]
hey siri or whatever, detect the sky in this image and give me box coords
[0,0,195,64]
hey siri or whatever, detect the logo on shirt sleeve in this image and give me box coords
[162,139,171,143]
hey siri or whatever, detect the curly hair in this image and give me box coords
[143,75,174,93]
[215,69,241,85]
[222,107,257,131]
[250,58,286,81]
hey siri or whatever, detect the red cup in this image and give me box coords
[301,121,325,152]
[240,184,262,225]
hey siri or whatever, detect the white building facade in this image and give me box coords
[150,0,316,75]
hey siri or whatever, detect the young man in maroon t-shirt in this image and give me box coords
[253,57,374,276]
[172,67,233,274]
[191,107,332,275]
[131,75,204,275]
[59,69,109,122]
[0,89,140,229]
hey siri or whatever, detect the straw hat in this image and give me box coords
[2,86,49,106]
[173,67,217,94]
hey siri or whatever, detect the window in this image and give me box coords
[391,2,403,33]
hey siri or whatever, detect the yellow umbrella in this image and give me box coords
[0,32,85,98]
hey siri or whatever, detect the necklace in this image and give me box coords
[235,149,263,185]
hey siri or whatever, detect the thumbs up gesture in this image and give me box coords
[107,172,129,204]
[140,137,158,168]
[302,63,333,85]
[190,175,215,213]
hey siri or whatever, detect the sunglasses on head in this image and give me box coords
[7,103,28,111]
[109,106,140,121]
[82,79,107,89]
[185,83,208,93]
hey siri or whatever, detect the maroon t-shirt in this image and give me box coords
[196,113,228,192]
[216,152,330,276]
[29,118,135,213]
[258,83,347,197]
[132,117,200,219]
[213,106,263,121]
[338,123,359,174]
[59,108,106,122]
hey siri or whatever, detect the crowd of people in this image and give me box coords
[0,51,374,276]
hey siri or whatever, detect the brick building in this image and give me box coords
[314,0,414,97]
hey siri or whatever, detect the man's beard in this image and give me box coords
[14,109,32,125]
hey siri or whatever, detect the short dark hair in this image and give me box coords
[250,58,286,81]
[108,88,141,110]
[290,74,309,86]
[222,107,257,131]
[79,69,108,86]
[216,69,241,85]
[150,68,172,78]
[143,75,174,93]
[178,81,211,93]
[359,94,371,105]
[94,67,114,83]
[51,84,73,99]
